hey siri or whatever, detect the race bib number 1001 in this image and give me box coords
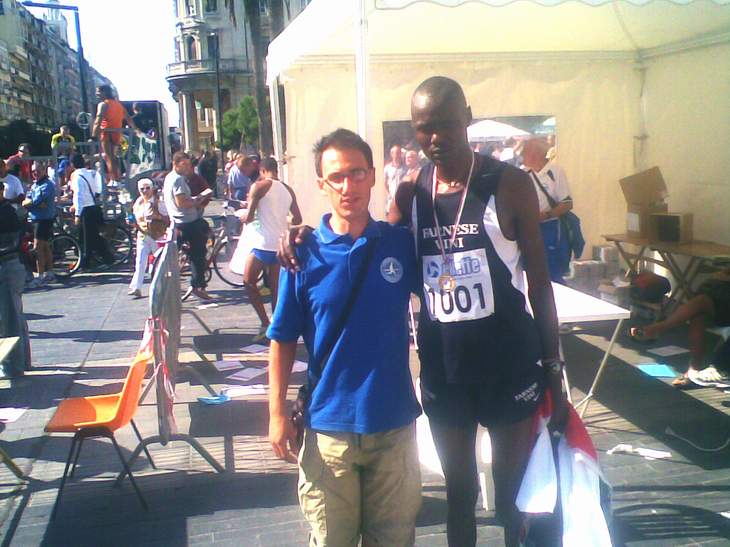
[422,249,495,323]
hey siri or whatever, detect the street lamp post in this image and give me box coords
[23,2,90,123]
[210,32,223,148]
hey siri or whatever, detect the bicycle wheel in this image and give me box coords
[109,226,134,265]
[212,239,244,287]
[51,234,81,277]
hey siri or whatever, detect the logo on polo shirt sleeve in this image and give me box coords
[380,257,403,283]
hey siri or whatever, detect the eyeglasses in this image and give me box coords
[140,186,152,191]
[322,168,369,186]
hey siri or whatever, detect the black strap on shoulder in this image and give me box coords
[529,170,558,209]
[314,238,377,373]
[77,173,99,206]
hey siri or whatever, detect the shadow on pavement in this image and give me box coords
[563,333,730,470]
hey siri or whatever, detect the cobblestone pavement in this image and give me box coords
[1,212,729,545]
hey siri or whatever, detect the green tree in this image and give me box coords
[222,96,259,151]
[224,0,274,155]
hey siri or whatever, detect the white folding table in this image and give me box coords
[416,282,630,510]
[549,282,631,417]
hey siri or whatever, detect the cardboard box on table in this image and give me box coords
[619,167,669,239]
[648,212,694,244]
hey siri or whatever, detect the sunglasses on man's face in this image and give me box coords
[140,186,152,191]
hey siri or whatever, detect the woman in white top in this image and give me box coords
[128,177,169,297]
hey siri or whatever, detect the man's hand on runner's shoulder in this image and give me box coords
[269,413,299,463]
[278,225,313,271]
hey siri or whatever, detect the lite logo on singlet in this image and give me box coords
[422,248,495,323]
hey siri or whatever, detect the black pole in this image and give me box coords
[213,34,222,149]
[74,10,89,130]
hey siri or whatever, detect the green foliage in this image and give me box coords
[222,96,259,150]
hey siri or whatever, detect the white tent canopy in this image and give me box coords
[467,119,530,142]
[267,0,730,247]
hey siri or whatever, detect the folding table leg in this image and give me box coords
[51,433,79,520]
[110,434,148,511]
[576,318,624,419]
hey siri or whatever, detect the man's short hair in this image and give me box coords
[71,153,85,169]
[97,84,113,99]
[313,128,373,178]
[260,157,278,175]
[172,151,191,164]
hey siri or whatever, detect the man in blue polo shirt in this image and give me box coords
[267,128,422,546]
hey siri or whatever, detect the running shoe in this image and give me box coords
[128,288,142,297]
[181,287,194,301]
[687,365,730,387]
[42,272,56,283]
[26,277,46,289]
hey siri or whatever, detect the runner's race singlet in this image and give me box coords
[414,156,543,384]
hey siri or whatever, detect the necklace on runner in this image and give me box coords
[431,152,476,293]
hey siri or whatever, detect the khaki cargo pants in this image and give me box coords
[298,423,422,547]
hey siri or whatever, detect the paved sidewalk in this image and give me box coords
[1,227,730,545]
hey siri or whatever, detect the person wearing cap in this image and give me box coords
[128,178,169,297]
[6,144,33,185]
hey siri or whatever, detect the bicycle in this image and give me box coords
[152,202,248,288]
[54,203,134,267]
[19,222,82,279]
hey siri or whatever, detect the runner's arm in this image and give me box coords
[284,184,303,226]
[269,340,299,463]
[244,179,272,223]
[91,102,107,138]
[506,169,567,430]
[387,180,416,226]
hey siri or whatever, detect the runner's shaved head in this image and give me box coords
[411,76,468,116]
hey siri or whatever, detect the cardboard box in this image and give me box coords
[619,167,668,206]
[648,212,693,243]
[626,203,669,238]
[619,167,669,238]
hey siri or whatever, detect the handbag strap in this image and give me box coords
[77,173,99,206]
[312,237,377,376]
[528,170,558,209]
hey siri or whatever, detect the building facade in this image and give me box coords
[0,0,114,131]
[167,0,311,152]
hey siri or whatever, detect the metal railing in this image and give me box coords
[165,57,249,77]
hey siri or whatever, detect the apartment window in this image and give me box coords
[207,34,219,59]
[186,35,197,60]
[205,0,217,12]
[185,0,196,16]
[0,1,5,16]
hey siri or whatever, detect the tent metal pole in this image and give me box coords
[355,0,369,139]
[269,76,286,181]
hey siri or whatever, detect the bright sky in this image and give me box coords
[27,0,180,127]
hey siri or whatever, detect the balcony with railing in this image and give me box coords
[165,57,250,78]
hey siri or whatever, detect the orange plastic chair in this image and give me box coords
[45,348,154,518]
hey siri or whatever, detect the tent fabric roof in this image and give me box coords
[267,0,730,84]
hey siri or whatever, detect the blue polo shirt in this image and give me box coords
[267,214,421,434]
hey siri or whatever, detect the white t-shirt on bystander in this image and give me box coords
[1,173,25,209]
[530,162,572,214]
[68,168,102,216]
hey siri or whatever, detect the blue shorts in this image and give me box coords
[252,248,277,265]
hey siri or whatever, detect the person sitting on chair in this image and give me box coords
[630,268,730,388]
